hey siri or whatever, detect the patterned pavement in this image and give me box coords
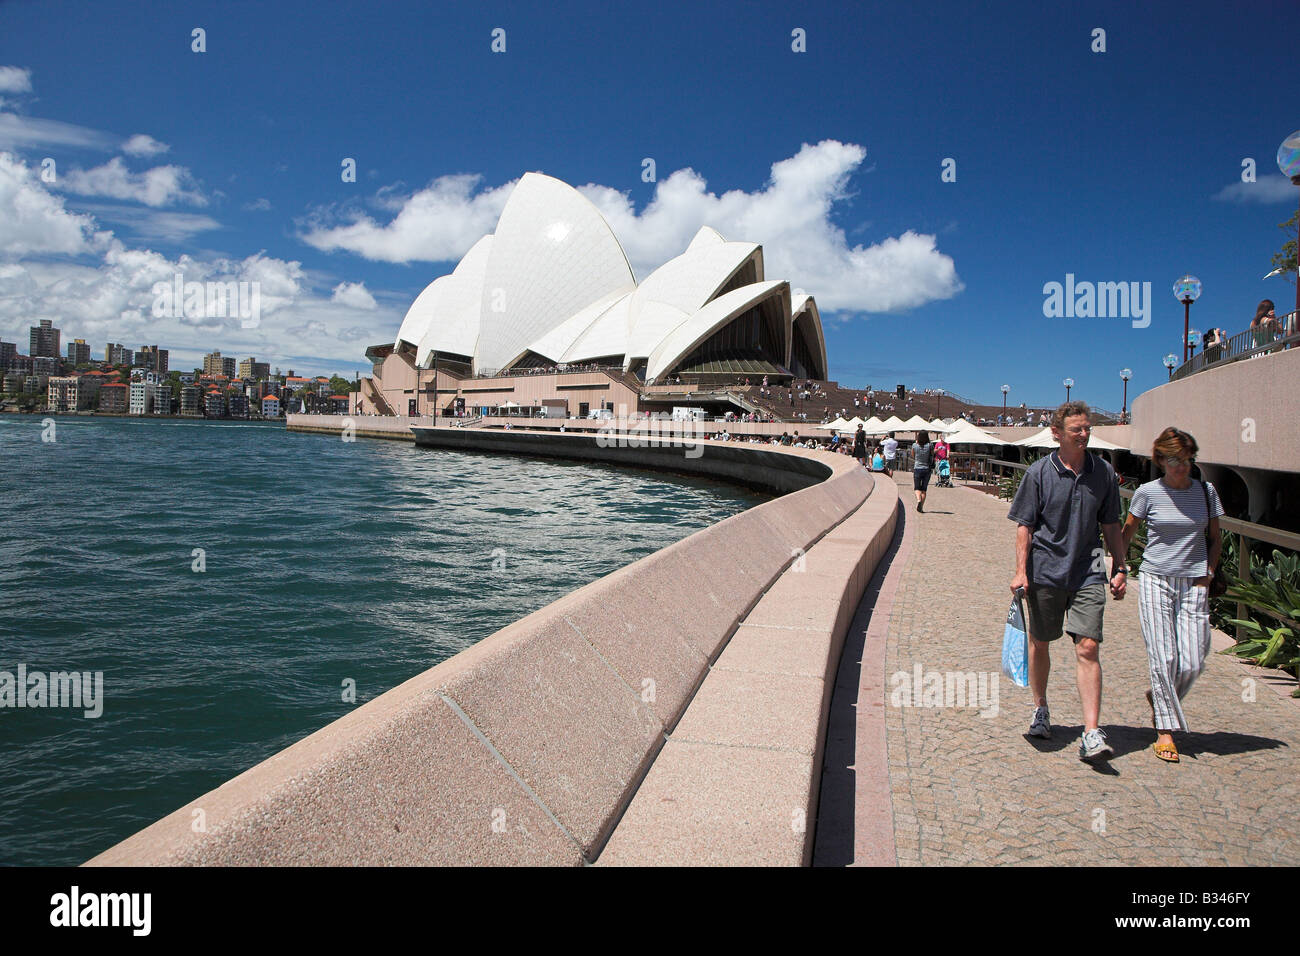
[872,472,1298,866]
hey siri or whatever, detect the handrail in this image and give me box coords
[1172,309,1300,381]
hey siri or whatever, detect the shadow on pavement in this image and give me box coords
[812,501,906,867]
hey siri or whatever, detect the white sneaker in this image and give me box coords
[1078,728,1114,763]
[1028,705,1051,739]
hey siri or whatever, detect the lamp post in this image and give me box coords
[936,388,944,419]
[1001,383,1010,420]
[1163,353,1178,380]
[1173,275,1202,363]
[1063,377,1074,402]
[1119,368,1131,423]
[1187,329,1201,359]
[1278,130,1300,329]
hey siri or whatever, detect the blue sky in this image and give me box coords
[1,0,1297,409]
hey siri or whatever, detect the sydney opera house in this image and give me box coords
[354,172,827,420]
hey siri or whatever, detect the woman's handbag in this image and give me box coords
[1201,481,1229,597]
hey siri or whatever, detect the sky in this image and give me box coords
[1,0,1297,410]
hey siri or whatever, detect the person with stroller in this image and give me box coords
[934,433,951,487]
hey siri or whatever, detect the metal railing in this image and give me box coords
[1172,309,1300,381]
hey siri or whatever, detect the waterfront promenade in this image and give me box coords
[817,472,1300,866]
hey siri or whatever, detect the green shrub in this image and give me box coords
[1219,548,1300,696]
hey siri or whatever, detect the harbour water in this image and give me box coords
[0,415,766,865]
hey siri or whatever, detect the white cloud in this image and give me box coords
[331,281,377,309]
[0,67,34,106]
[75,204,221,242]
[1213,174,1297,204]
[299,173,515,263]
[121,133,170,157]
[0,151,101,256]
[244,197,272,211]
[0,112,119,151]
[0,152,398,371]
[299,143,961,313]
[0,67,33,94]
[59,157,207,207]
[579,141,962,312]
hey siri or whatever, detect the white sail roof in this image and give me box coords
[413,234,494,365]
[474,172,635,372]
[623,234,763,365]
[644,280,788,383]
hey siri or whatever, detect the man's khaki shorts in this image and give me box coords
[1025,582,1106,643]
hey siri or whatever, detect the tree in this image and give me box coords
[329,374,352,395]
[1270,207,1298,286]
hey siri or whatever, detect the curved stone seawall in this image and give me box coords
[88,423,895,865]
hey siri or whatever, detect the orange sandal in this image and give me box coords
[1153,740,1179,762]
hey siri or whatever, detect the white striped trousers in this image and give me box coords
[1137,571,1211,732]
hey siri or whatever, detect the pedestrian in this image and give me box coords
[871,447,885,472]
[852,424,867,463]
[912,430,934,511]
[1251,299,1276,352]
[1007,401,1128,763]
[934,433,950,468]
[881,432,898,477]
[1121,427,1223,763]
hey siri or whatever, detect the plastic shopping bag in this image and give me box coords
[1001,588,1029,687]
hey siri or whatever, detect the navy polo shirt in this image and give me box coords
[1007,451,1121,590]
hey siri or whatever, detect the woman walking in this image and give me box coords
[911,430,934,512]
[1121,427,1224,762]
[851,424,867,465]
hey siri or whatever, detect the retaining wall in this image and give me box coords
[89,425,897,866]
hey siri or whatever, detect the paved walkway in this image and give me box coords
[818,472,1300,866]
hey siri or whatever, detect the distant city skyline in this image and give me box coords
[1,1,1298,407]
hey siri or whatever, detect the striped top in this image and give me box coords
[1129,478,1224,577]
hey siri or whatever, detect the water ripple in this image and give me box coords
[0,416,765,865]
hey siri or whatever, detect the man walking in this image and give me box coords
[881,432,898,477]
[1008,401,1128,763]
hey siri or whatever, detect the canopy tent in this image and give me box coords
[1014,427,1126,450]
[899,415,931,431]
[846,416,866,427]
[864,415,906,435]
[862,416,884,431]
[817,417,854,431]
[941,421,1009,446]
[927,418,961,434]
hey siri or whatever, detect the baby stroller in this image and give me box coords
[936,457,953,488]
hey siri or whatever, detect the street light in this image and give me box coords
[1001,383,1010,420]
[1119,368,1131,424]
[1187,329,1201,357]
[936,388,944,419]
[1162,353,1178,380]
[1063,377,1074,402]
[1173,275,1202,363]
[1277,129,1300,329]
